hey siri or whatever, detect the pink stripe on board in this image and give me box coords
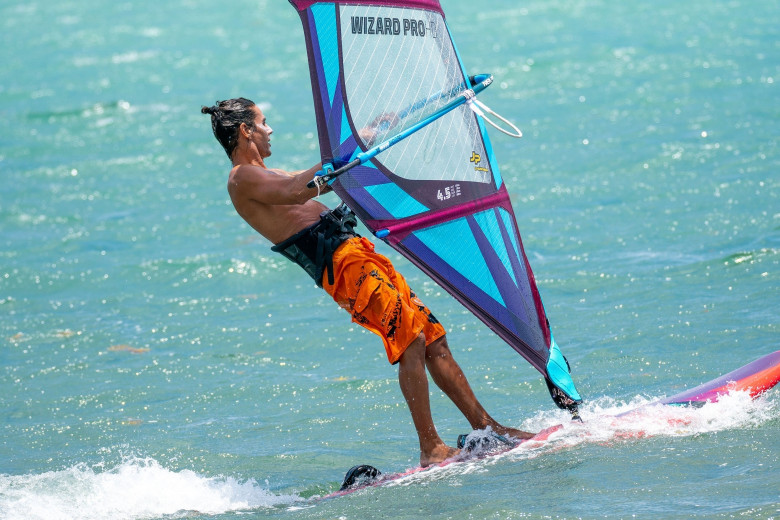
[367,187,512,241]
[289,0,444,15]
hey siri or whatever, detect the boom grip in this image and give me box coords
[307,158,361,189]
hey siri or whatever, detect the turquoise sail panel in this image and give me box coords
[365,183,429,219]
[473,209,518,287]
[415,218,505,306]
[310,5,339,106]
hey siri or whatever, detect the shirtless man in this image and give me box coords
[202,97,532,466]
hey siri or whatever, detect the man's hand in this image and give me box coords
[358,112,400,146]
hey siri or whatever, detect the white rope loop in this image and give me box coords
[467,98,523,138]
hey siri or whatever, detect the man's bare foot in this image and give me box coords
[420,443,460,467]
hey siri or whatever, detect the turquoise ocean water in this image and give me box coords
[1,0,778,518]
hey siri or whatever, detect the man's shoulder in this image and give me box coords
[231,162,265,177]
[229,163,268,190]
[231,163,292,180]
[228,164,260,198]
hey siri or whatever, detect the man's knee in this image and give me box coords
[399,333,427,364]
[425,335,451,360]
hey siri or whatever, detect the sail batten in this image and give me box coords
[370,189,512,238]
[289,0,581,409]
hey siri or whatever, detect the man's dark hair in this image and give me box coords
[201,98,256,159]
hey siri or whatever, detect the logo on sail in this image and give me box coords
[470,151,488,172]
[351,16,434,37]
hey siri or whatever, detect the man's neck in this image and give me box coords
[231,140,266,168]
[232,153,266,169]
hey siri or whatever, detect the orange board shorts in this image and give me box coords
[323,236,446,364]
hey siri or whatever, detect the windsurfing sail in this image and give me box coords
[289,0,582,411]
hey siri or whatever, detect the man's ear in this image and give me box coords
[239,122,253,138]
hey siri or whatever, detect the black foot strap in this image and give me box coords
[340,464,382,491]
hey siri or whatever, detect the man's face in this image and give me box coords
[249,106,273,158]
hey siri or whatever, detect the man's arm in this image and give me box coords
[229,162,330,206]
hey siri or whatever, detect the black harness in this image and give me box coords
[271,204,359,287]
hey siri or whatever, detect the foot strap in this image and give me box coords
[340,464,382,490]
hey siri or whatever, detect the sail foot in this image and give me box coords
[545,335,582,414]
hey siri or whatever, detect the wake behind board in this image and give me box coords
[322,350,780,500]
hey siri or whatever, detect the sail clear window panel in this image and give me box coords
[339,4,490,183]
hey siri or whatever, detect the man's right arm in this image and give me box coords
[228,163,328,206]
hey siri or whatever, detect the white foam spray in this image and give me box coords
[0,457,298,520]
[517,389,778,456]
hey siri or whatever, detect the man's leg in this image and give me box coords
[425,335,534,440]
[397,333,459,467]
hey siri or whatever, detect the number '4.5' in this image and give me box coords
[436,184,461,201]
